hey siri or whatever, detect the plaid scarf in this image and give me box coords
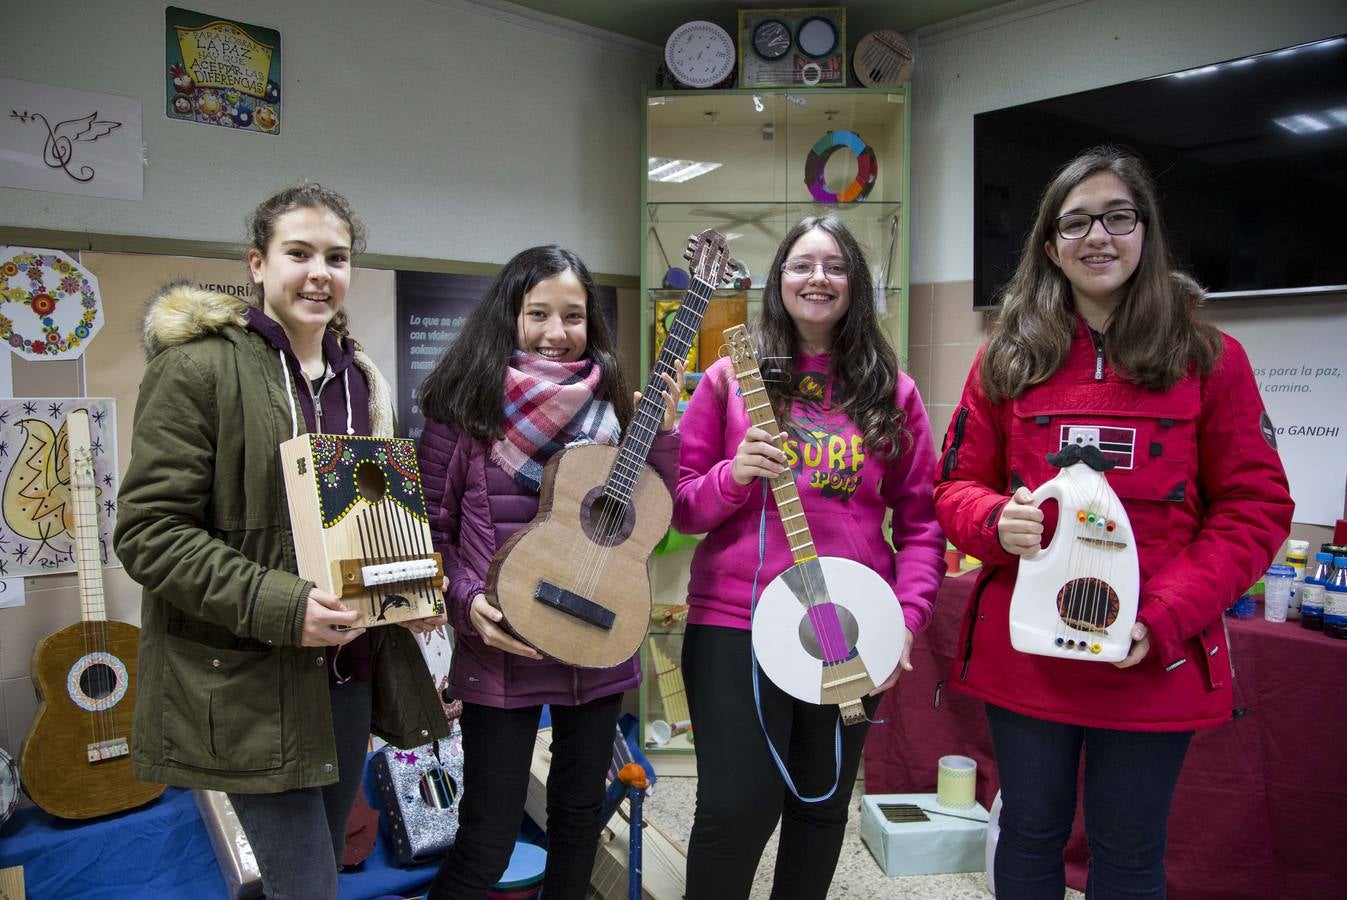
[492,351,620,492]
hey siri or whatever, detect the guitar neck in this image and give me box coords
[735,357,816,566]
[67,410,107,624]
[605,276,714,504]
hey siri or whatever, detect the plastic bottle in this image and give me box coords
[1284,539,1309,620]
[1264,564,1294,623]
[1323,556,1347,640]
[1300,552,1331,631]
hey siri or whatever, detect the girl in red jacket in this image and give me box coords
[935,147,1292,898]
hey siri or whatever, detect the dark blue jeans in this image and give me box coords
[985,703,1193,900]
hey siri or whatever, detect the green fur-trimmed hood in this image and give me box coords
[140,281,250,359]
[138,281,394,438]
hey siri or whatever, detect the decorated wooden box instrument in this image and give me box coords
[371,722,465,865]
[724,325,905,725]
[279,434,444,627]
[487,230,729,668]
[1007,445,1139,661]
[21,408,165,819]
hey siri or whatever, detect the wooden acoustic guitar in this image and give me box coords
[724,325,906,725]
[20,408,165,818]
[488,229,730,668]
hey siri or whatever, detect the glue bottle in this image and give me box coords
[1300,552,1331,631]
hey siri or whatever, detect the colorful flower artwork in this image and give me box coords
[0,248,104,361]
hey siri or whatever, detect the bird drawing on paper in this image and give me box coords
[9,109,123,183]
[2,418,76,561]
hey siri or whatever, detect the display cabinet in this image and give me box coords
[641,87,911,402]
[638,87,911,766]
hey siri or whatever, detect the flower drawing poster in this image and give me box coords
[165,7,282,134]
[0,398,120,577]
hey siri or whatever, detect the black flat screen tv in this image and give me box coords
[973,35,1347,309]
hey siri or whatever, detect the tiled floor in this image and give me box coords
[638,775,1084,899]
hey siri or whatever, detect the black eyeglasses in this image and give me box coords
[1054,208,1142,240]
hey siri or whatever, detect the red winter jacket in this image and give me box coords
[934,319,1292,731]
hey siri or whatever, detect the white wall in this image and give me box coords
[909,0,1347,283]
[0,0,658,273]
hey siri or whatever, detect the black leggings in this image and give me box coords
[427,693,623,900]
[681,624,877,900]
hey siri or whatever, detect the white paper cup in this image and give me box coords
[937,754,978,809]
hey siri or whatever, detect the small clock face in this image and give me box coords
[752,20,791,61]
[665,21,735,89]
[797,16,839,59]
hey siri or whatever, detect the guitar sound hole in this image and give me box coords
[797,603,860,661]
[580,487,635,547]
[79,662,118,701]
[355,461,387,503]
[1056,577,1119,632]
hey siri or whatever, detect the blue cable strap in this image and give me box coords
[748,479,842,804]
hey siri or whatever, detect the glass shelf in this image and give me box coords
[637,87,911,763]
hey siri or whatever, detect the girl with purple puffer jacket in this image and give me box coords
[415,245,680,900]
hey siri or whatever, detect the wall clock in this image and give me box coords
[796,16,839,58]
[664,21,736,89]
[751,20,792,61]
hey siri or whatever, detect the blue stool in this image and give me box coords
[485,840,546,899]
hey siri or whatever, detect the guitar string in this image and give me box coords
[572,278,711,616]
[1053,465,1119,652]
[735,338,850,669]
[71,415,114,753]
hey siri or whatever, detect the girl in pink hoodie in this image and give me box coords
[672,215,946,899]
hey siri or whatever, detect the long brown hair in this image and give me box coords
[245,183,366,338]
[756,215,908,459]
[418,245,632,439]
[980,147,1221,402]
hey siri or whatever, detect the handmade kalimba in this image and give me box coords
[280,434,443,627]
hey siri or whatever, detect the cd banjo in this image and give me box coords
[724,325,905,724]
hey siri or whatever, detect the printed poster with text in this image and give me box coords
[165,7,281,134]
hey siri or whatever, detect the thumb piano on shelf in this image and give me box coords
[280,433,444,627]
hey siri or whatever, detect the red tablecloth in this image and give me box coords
[864,571,1347,899]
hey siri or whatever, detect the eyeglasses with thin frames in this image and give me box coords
[781,258,850,279]
[1054,208,1142,240]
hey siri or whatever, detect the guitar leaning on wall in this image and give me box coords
[487,229,730,668]
[723,325,906,725]
[20,408,165,819]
